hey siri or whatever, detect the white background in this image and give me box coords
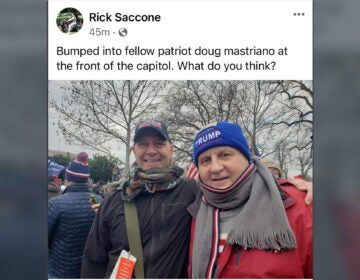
[49,0,312,80]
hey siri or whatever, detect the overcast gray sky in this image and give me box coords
[48,81,130,163]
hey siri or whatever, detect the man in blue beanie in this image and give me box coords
[48,152,103,279]
[188,121,313,278]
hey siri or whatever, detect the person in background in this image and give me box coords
[112,165,120,181]
[93,179,105,197]
[260,158,282,180]
[57,167,67,193]
[48,175,61,200]
[261,158,313,205]
[48,152,103,279]
[188,121,312,278]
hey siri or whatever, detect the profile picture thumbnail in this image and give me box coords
[56,7,83,34]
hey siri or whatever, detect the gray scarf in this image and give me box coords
[191,158,297,278]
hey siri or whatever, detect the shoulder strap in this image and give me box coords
[124,201,144,278]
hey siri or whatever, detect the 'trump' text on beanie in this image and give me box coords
[193,121,251,167]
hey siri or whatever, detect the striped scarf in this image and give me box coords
[191,158,296,278]
[121,162,184,201]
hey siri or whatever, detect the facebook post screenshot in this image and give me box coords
[48,1,312,279]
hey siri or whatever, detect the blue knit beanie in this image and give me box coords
[65,152,90,183]
[193,121,251,167]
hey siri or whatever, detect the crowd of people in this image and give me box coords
[48,119,313,279]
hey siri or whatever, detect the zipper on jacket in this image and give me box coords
[213,243,242,278]
[234,245,242,266]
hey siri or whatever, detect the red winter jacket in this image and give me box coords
[188,184,313,278]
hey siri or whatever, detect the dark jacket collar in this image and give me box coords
[63,184,90,193]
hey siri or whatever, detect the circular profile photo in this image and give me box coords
[56,7,83,34]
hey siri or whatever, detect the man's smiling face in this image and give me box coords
[132,131,174,170]
[198,146,249,189]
